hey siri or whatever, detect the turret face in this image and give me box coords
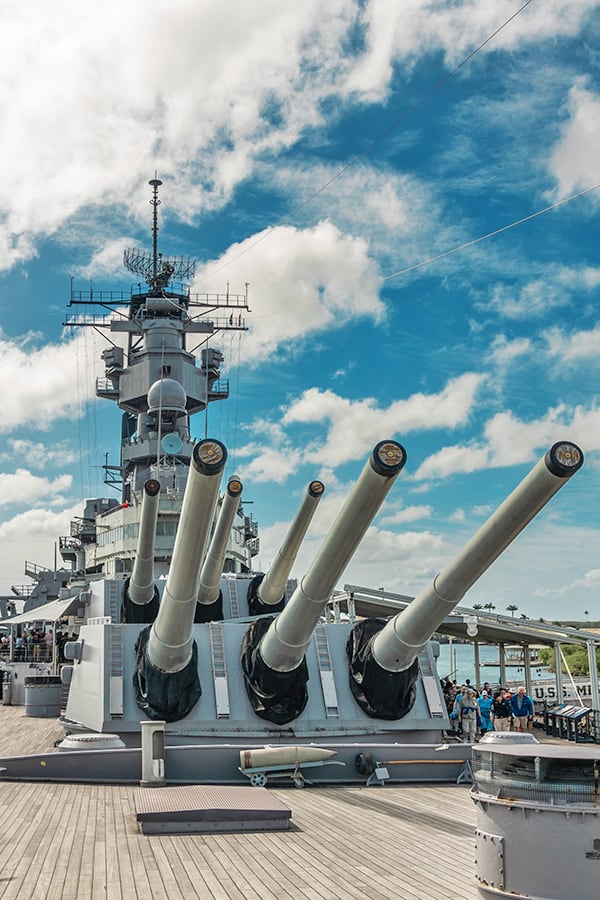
[545,441,583,477]
[369,440,406,476]
[308,480,325,497]
[144,479,161,496]
[192,438,227,476]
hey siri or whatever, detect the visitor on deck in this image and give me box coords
[32,629,42,661]
[510,685,534,732]
[459,689,480,743]
[14,635,25,661]
[451,686,468,734]
[477,690,493,732]
[44,628,54,662]
[491,689,513,731]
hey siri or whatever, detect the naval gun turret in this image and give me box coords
[347,440,584,719]
[133,438,227,721]
[241,440,406,724]
[0,437,587,787]
[247,480,325,616]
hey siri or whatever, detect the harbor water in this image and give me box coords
[437,642,548,689]
[437,642,600,703]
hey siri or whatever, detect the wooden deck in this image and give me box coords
[0,706,477,899]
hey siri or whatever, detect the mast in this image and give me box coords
[62,179,255,576]
[149,176,161,285]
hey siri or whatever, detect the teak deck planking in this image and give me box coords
[0,706,477,899]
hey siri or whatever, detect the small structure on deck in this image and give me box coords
[134,784,292,834]
[471,742,600,900]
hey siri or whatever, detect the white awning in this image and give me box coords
[0,594,82,626]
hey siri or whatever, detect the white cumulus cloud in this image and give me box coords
[0,330,100,432]
[282,373,483,467]
[413,405,600,480]
[548,81,600,197]
[0,470,73,508]
[195,221,384,361]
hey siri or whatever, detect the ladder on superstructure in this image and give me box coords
[418,648,444,718]
[108,580,124,718]
[209,622,230,718]
[314,622,340,718]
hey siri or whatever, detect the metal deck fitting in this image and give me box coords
[134,784,292,834]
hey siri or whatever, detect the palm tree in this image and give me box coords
[506,604,518,617]
[483,602,496,612]
[472,603,483,610]
[585,610,590,620]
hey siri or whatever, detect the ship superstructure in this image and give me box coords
[61,178,257,583]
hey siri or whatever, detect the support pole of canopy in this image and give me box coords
[587,640,600,737]
[554,642,564,702]
[499,642,506,688]
[523,643,532,698]
[473,641,480,691]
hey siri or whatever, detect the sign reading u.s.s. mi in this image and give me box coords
[527,681,599,702]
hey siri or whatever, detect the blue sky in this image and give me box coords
[0,0,598,620]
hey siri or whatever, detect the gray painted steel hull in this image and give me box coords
[0,740,470,785]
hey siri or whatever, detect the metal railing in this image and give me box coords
[543,700,600,744]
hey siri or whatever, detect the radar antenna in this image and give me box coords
[123,177,196,291]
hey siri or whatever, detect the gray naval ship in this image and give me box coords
[0,179,585,786]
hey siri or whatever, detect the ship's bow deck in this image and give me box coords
[0,705,478,899]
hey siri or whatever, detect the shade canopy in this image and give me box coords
[0,595,82,626]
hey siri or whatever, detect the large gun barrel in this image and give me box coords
[247,480,325,615]
[123,479,161,622]
[195,475,243,620]
[348,441,584,719]
[242,441,406,724]
[134,439,227,721]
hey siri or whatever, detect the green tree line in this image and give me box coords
[537,645,600,676]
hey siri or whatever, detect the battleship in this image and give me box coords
[0,179,585,786]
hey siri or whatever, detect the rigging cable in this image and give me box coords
[85,331,98,493]
[197,0,538,284]
[74,333,87,502]
[222,332,235,466]
[155,340,166,474]
[379,182,600,286]
[84,330,93,498]
[247,181,600,318]
[89,330,99,494]
[231,331,242,474]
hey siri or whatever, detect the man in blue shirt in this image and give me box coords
[510,685,534,732]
